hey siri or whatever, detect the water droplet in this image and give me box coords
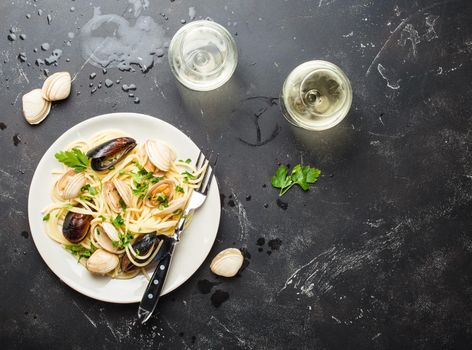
[246,195,251,201]
[97,83,102,89]
[102,68,107,74]
[104,79,113,87]
[26,14,31,19]
[89,83,94,87]
[67,32,75,39]
[66,58,70,62]
[18,52,27,62]
[33,48,38,53]
[91,87,97,94]
[19,34,26,40]
[134,97,140,104]
[276,198,288,210]
[41,42,50,51]
[13,134,21,146]
[35,58,44,66]
[46,14,52,24]
[180,19,186,24]
[37,9,43,16]
[128,93,134,97]
[122,83,136,92]
[7,34,16,41]
[70,7,75,12]
[89,72,96,79]
[9,27,18,34]
[44,49,62,65]
[210,290,229,308]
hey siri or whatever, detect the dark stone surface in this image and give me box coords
[1,0,472,349]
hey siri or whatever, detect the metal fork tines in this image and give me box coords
[188,150,218,209]
[173,150,218,241]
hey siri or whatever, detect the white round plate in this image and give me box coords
[28,113,220,303]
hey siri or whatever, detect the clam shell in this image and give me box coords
[22,89,51,125]
[55,169,86,200]
[145,179,175,208]
[94,222,120,253]
[210,248,243,277]
[145,140,176,172]
[112,178,134,208]
[86,249,119,274]
[41,71,71,101]
[104,181,121,213]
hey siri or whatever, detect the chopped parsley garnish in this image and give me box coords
[182,171,196,179]
[271,164,321,196]
[179,158,192,164]
[112,214,125,228]
[65,243,96,262]
[130,165,162,199]
[112,231,134,248]
[54,148,89,172]
[81,184,98,196]
[99,215,106,222]
[63,204,73,209]
[119,198,127,211]
[155,194,169,210]
[175,185,184,193]
[42,213,50,221]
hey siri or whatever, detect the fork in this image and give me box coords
[137,151,218,324]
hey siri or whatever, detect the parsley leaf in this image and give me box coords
[81,184,98,196]
[175,185,184,193]
[112,231,134,248]
[42,213,50,221]
[112,214,125,229]
[119,199,127,211]
[179,158,192,164]
[65,243,96,262]
[182,171,196,179]
[55,148,89,172]
[271,164,321,196]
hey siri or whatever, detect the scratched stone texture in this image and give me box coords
[1,0,472,349]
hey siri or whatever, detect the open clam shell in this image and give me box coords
[145,140,176,172]
[55,169,86,200]
[94,222,121,253]
[86,249,119,274]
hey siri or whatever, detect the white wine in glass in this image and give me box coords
[281,60,352,131]
[168,20,238,91]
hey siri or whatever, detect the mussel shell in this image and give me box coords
[121,233,159,272]
[62,211,93,243]
[86,137,136,171]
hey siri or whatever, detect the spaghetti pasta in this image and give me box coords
[42,130,205,279]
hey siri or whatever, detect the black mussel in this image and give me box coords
[121,233,159,272]
[62,211,93,243]
[86,137,136,171]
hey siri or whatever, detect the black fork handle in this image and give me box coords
[137,239,175,323]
